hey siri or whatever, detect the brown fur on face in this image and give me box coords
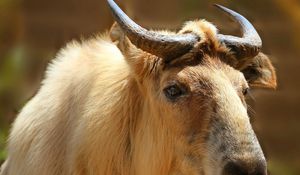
[109,19,274,175]
[145,57,251,175]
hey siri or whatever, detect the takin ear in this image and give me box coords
[238,52,277,89]
[109,22,152,77]
[109,22,131,54]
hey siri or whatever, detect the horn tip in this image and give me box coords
[213,4,221,8]
[107,0,114,4]
[213,4,225,10]
[213,4,234,15]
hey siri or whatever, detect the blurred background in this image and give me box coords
[0,0,299,174]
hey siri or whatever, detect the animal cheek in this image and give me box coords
[189,115,210,136]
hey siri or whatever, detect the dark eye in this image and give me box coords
[163,85,184,100]
[242,87,250,96]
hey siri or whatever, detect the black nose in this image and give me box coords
[222,160,267,175]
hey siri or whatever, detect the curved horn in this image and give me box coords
[215,4,262,59]
[107,0,199,61]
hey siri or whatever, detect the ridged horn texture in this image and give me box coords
[107,0,200,61]
[214,4,262,59]
[107,0,262,61]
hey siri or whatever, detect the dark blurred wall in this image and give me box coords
[0,0,299,174]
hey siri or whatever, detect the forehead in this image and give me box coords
[162,58,247,89]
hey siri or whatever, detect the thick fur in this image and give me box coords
[1,20,276,175]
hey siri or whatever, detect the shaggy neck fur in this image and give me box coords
[74,39,199,175]
[70,49,177,175]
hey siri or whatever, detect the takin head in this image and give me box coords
[107,0,276,175]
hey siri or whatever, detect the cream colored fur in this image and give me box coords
[0,19,276,175]
[1,32,184,175]
[2,35,135,174]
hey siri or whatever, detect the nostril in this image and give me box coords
[223,161,247,175]
[222,160,267,175]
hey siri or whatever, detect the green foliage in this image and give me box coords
[0,0,21,9]
[0,129,8,163]
[0,46,26,91]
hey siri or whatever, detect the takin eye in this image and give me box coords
[163,84,185,101]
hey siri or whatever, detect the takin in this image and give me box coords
[0,0,277,175]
